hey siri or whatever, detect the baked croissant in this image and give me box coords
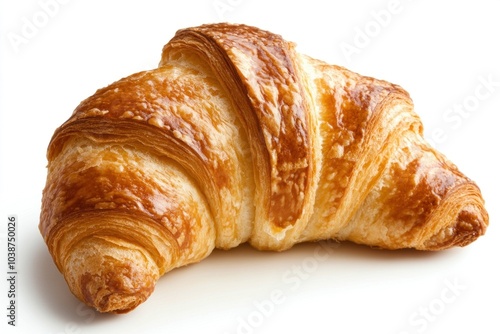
[39,23,488,313]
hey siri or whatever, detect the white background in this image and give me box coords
[1,0,499,333]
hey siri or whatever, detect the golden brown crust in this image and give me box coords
[39,23,488,313]
[161,23,319,249]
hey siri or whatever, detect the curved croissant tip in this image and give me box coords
[79,266,155,313]
[421,207,488,251]
[63,242,159,314]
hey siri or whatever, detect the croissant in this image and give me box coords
[39,23,488,313]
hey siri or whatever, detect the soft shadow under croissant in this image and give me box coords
[39,23,488,313]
